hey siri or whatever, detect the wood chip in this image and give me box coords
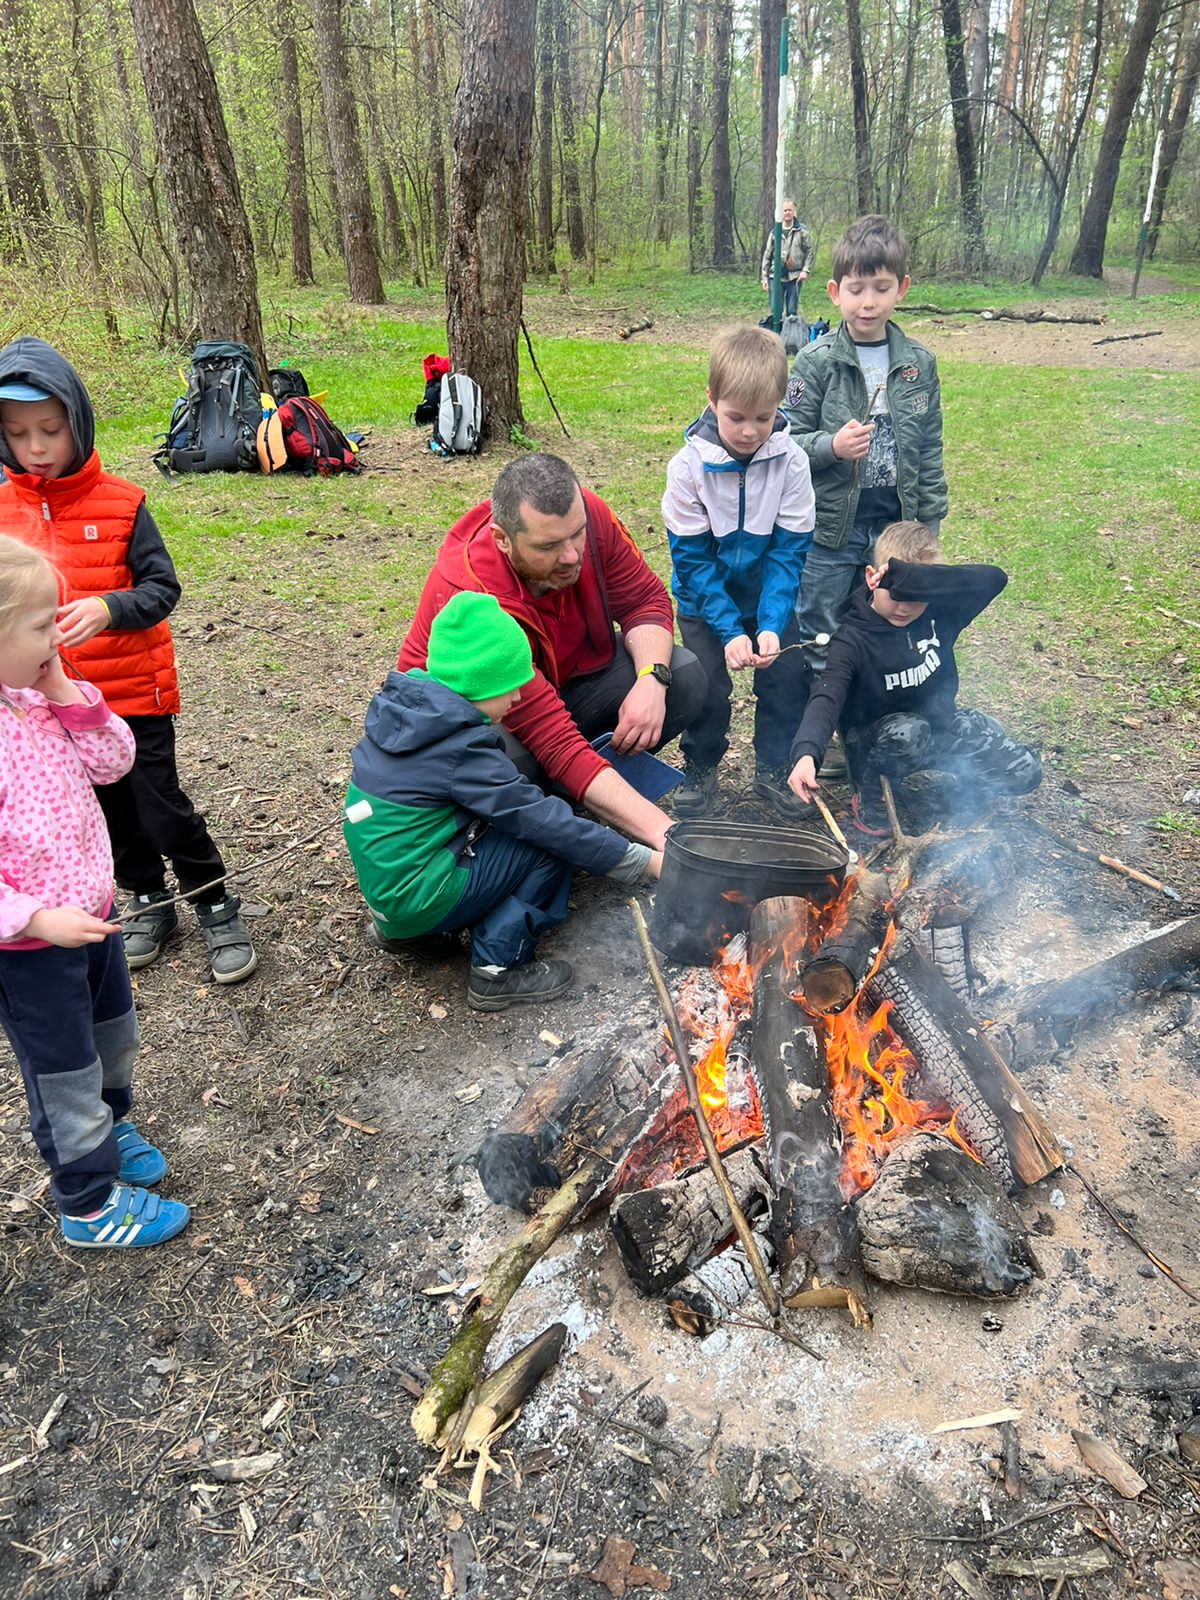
[428,1004,448,1020]
[932,1407,1022,1434]
[260,1398,289,1431]
[1072,1429,1148,1498]
[987,1550,1111,1580]
[1158,1557,1200,1599]
[334,1113,380,1135]
[238,1501,257,1542]
[453,1083,482,1105]
[205,1452,282,1483]
[944,1560,992,1600]
[538,1030,562,1047]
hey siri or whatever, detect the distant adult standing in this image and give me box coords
[761,199,814,319]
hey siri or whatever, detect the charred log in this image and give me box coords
[749,898,871,1324]
[476,1009,670,1210]
[799,865,894,1015]
[898,831,1014,933]
[1013,913,1200,1059]
[856,1132,1040,1297]
[866,933,1062,1190]
[666,1236,776,1337]
[609,1148,766,1295]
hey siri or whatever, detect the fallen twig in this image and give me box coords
[1067,1162,1199,1302]
[617,318,654,340]
[1093,329,1162,346]
[520,318,569,437]
[1156,603,1200,633]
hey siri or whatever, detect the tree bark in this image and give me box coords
[446,0,536,434]
[536,0,556,275]
[710,0,734,266]
[759,0,786,244]
[686,0,708,271]
[1147,3,1200,257]
[126,0,267,377]
[421,0,448,265]
[553,0,586,261]
[1069,0,1167,277]
[278,8,314,286]
[939,0,986,272]
[845,0,875,213]
[309,0,385,303]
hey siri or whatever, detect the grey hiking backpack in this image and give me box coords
[431,373,484,455]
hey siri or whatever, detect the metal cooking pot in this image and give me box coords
[648,819,850,966]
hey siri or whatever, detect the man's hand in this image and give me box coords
[761,277,769,292]
[56,597,109,646]
[611,675,667,755]
[752,630,781,669]
[24,906,120,947]
[35,655,85,705]
[724,635,756,673]
[788,755,819,803]
[798,271,809,281]
[646,850,664,881]
[832,418,873,461]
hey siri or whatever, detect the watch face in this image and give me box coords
[652,664,672,687]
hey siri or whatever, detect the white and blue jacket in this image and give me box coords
[662,408,815,645]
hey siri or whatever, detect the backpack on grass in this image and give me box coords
[154,340,264,476]
[270,395,361,476]
[269,366,309,404]
[431,372,483,455]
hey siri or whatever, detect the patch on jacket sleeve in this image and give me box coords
[786,377,805,406]
[900,364,919,382]
[909,392,930,414]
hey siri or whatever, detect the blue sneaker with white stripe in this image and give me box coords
[114,1120,168,1186]
[60,1184,190,1249]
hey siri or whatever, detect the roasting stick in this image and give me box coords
[811,792,850,855]
[1066,840,1182,903]
[629,900,781,1322]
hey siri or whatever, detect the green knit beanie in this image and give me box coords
[427,591,534,701]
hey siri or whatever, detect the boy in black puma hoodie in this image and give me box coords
[786,520,1041,831]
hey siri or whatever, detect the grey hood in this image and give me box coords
[0,336,95,475]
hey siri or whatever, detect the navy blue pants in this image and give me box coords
[795,514,894,671]
[0,927,136,1215]
[430,830,573,969]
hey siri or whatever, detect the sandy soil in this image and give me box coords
[0,303,1198,1600]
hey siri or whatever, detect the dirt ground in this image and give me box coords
[1,307,1198,1600]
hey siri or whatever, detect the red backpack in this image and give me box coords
[273,396,362,475]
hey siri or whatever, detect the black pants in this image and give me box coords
[845,707,1042,818]
[94,714,226,904]
[499,644,708,788]
[677,612,809,773]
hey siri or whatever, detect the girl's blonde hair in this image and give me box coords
[0,534,57,634]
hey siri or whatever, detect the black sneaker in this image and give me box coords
[671,763,720,818]
[753,766,816,821]
[467,959,573,1012]
[121,891,178,970]
[818,732,849,780]
[196,898,258,985]
[366,922,462,962]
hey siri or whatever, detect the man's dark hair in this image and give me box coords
[491,454,580,536]
[831,214,908,283]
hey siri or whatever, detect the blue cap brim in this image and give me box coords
[0,381,52,403]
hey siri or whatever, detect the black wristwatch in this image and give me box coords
[638,662,672,688]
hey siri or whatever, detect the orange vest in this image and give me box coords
[0,452,180,717]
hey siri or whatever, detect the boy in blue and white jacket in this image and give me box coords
[662,324,816,818]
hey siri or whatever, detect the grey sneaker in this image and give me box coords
[196,898,258,984]
[121,891,178,970]
[467,959,573,1012]
[753,766,816,821]
[671,763,720,818]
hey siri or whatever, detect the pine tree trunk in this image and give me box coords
[422,0,448,264]
[686,0,708,271]
[710,0,734,266]
[446,0,536,435]
[1068,0,1167,277]
[846,0,875,213]
[1147,3,1200,256]
[126,0,267,377]
[940,0,986,272]
[536,0,556,275]
[554,0,586,261]
[279,11,314,286]
[309,0,385,303]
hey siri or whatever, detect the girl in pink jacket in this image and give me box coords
[0,535,188,1247]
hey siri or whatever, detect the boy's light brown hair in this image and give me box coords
[873,520,940,566]
[708,325,787,411]
[832,215,908,284]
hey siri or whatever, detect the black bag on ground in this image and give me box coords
[269,366,309,404]
[274,396,362,475]
[157,340,263,475]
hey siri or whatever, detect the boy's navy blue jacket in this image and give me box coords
[344,670,628,939]
[789,560,1007,768]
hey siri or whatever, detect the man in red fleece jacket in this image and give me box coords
[398,454,706,848]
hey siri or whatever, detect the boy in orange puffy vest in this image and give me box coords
[0,337,257,984]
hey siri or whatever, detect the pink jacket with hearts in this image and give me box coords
[0,681,134,948]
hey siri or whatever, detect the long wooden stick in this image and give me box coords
[629,901,780,1320]
[812,793,850,855]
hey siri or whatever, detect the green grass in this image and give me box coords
[7,263,1194,748]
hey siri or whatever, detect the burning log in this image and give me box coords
[897,831,1014,933]
[866,932,1062,1190]
[748,898,871,1325]
[476,1011,673,1211]
[798,860,895,1015]
[1012,912,1200,1059]
[855,1132,1040,1297]
[608,1148,766,1295]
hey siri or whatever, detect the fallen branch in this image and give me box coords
[1093,329,1162,346]
[617,318,654,340]
[906,303,1105,325]
[1155,603,1200,633]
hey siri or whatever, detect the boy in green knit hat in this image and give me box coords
[345,591,662,1011]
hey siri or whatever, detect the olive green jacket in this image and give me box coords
[783,319,948,549]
